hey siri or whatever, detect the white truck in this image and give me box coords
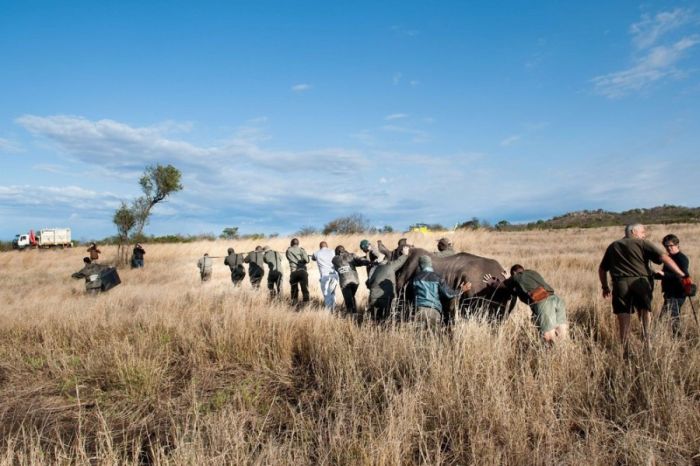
[13,228,73,249]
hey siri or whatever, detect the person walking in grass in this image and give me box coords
[263,246,284,298]
[599,223,692,354]
[332,245,369,316]
[197,253,213,282]
[655,234,692,336]
[87,242,101,262]
[244,246,266,289]
[312,241,339,311]
[224,247,246,287]
[72,257,108,294]
[286,238,310,305]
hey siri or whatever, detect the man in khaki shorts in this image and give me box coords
[599,223,692,352]
[484,264,567,343]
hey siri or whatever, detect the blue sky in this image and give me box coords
[1,1,699,240]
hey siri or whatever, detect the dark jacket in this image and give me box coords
[332,252,368,288]
[661,252,690,299]
[133,245,146,260]
[412,267,461,313]
[366,255,408,304]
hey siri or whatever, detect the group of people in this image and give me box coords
[74,224,694,351]
[72,243,144,293]
[197,237,459,322]
[598,224,693,353]
[198,224,695,350]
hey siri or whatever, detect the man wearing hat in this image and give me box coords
[413,255,471,330]
[435,237,455,257]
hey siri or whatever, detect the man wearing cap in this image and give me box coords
[224,247,246,287]
[286,238,311,305]
[435,238,455,257]
[413,255,471,330]
[263,246,284,298]
[244,246,266,289]
[197,253,213,282]
[365,246,410,323]
[599,223,692,352]
[312,241,339,311]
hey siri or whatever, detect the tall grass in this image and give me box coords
[0,225,698,464]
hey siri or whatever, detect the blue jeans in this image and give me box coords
[132,258,144,268]
[661,297,686,336]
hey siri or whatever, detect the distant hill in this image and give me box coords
[519,205,700,230]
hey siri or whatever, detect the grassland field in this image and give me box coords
[0,224,699,465]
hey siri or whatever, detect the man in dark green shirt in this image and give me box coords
[484,265,567,343]
[599,223,690,352]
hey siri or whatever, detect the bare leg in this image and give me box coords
[639,309,652,352]
[617,313,631,357]
[555,323,569,340]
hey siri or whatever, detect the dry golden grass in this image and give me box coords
[0,225,699,465]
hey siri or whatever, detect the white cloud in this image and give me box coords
[592,36,699,98]
[384,113,409,121]
[630,8,695,49]
[409,80,420,87]
[0,137,21,153]
[0,185,122,212]
[291,83,312,93]
[392,72,402,85]
[593,8,699,98]
[500,135,521,147]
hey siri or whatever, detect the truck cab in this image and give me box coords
[12,234,30,249]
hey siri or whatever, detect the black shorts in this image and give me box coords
[612,277,653,314]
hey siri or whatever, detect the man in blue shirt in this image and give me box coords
[412,255,471,330]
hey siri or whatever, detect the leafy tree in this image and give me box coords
[495,220,511,231]
[380,225,394,233]
[220,227,239,240]
[322,213,370,235]
[132,164,183,237]
[113,202,136,241]
[113,164,183,265]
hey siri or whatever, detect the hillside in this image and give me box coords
[513,205,700,230]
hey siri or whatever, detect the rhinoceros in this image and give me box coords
[394,248,516,322]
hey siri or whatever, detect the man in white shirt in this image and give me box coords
[313,241,339,311]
